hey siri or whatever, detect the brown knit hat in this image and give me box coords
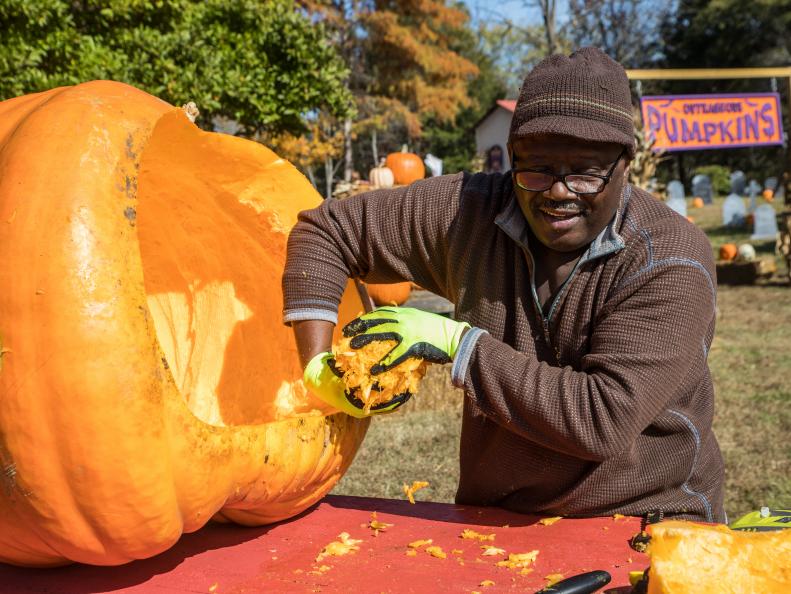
[509,47,635,157]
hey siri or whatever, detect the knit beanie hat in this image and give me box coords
[509,47,635,157]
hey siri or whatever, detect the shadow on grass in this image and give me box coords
[706,224,776,249]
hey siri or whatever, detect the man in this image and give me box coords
[282,48,725,523]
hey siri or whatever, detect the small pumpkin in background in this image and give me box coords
[385,145,425,185]
[369,159,394,189]
[719,243,738,261]
[686,215,695,224]
[736,243,757,262]
[365,281,412,306]
[691,197,704,208]
[763,188,774,201]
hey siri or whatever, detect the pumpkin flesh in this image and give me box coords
[0,81,369,567]
[647,521,791,593]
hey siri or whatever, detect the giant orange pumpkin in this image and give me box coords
[0,81,369,567]
[646,521,791,593]
[385,148,425,185]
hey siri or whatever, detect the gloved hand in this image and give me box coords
[342,307,471,374]
[303,351,412,418]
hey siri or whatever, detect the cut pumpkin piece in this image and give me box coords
[647,521,791,593]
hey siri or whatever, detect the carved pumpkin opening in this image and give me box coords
[136,111,359,427]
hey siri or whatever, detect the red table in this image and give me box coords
[0,495,647,593]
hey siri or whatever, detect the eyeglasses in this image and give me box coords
[512,148,626,195]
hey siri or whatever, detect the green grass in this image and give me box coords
[333,195,791,519]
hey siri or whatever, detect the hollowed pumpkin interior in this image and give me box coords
[135,111,358,427]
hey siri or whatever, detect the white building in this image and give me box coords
[474,100,515,172]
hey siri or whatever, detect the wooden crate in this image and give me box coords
[716,258,777,285]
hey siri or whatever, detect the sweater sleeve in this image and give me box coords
[459,258,717,462]
[282,173,466,325]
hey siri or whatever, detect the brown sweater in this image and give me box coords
[282,172,726,523]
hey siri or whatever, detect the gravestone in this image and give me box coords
[747,179,761,212]
[667,180,685,200]
[666,196,687,218]
[764,177,778,192]
[424,153,443,177]
[730,170,746,196]
[646,177,659,194]
[722,193,746,227]
[691,174,713,204]
[750,204,778,240]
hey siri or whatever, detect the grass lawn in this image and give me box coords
[333,194,791,519]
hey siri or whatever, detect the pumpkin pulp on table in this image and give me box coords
[0,81,369,567]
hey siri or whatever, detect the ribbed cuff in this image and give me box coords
[283,307,338,326]
[450,327,487,387]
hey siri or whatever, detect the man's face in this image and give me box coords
[510,134,629,253]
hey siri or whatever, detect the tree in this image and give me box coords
[420,17,509,173]
[478,19,569,98]
[0,0,354,137]
[362,0,480,140]
[661,0,791,71]
[302,0,480,189]
[534,0,559,56]
[299,1,365,183]
[567,0,670,68]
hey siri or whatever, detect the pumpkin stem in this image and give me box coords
[181,102,199,123]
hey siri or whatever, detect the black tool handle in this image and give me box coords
[533,570,612,594]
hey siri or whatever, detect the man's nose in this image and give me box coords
[545,179,573,200]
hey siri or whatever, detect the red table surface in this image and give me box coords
[0,495,647,594]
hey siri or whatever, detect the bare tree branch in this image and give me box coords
[566,0,670,67]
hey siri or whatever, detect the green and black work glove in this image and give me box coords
[342,307,470,374]
[303,352,411,418]
[303,307,470,417]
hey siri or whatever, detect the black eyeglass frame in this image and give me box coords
[511,147,626,196]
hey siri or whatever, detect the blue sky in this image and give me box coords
[461,0,569,27]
